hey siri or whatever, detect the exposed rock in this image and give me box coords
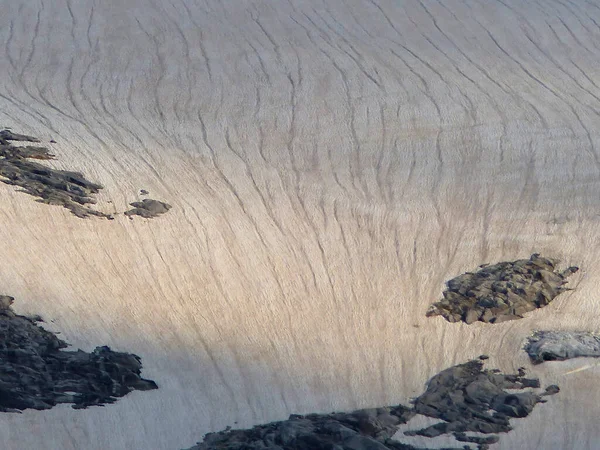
[405,359,554,442]
[525,331,600,364]
[0,130,111,218]
[187,405,439,450]
[125,198,171,218]
[140,189,149,195]
[426,254,578,324]
[0,294,157,412]
[0,130,41,143]
[186,360,555,450]
[453,433,499,446]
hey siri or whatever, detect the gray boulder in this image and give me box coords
[525,331,600,364]
[125,199,172,218]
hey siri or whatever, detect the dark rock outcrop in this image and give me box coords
[0,130,42,143]
[186,359,556,450]
[426,254,578,324]
[453,433,499,446]
[0,294,157,412]
[406,359,556,443]
[525,331,600,364]
[125,199,171,218]
[0,130,111,218]
[187,406,433,450]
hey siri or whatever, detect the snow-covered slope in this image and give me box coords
[1,1,599,448]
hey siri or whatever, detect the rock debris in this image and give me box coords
[0,129,111,218]
[427,254,578,324]
[1,130,172,219]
